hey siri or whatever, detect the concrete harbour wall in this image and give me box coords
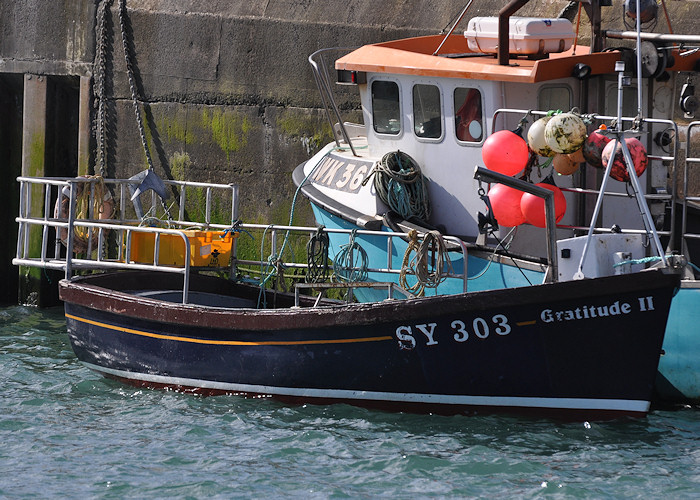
[1,0,699,304]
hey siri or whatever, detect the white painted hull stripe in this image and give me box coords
[82,362,650,413]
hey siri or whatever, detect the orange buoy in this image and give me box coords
[520,183,567,228]
[482,130,529,176]
[488,183,525,227]
[567,147,585,165]
[552,153,580,176]
[601,138,648,182]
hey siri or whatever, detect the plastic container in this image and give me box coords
[464,17,574,55]
[129,230,236,267]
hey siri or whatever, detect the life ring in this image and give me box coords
[54,176,115,254]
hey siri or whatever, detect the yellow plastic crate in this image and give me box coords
[129,230,236,267]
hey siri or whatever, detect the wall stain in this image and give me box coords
[201,108,251,161]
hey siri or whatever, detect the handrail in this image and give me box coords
[474,166,558,282]
[14,176,474,305]
[490,108,682,248]
[605,30,700,45]
[308,47,359,157]
[684,121,700,252]
[14,176,239,304]
[433,0,477,56]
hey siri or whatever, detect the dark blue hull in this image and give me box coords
[60,270,679,419]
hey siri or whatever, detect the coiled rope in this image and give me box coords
[366,151,431,221]
[73,176,115,249]
[306,226,330,283]
[333,230,368,282]
[399,229,453,297]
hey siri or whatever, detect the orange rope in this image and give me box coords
[573,1,582,55]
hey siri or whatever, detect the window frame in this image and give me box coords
[411,82,445,143]
[369,78,404,138]
[453,85,485,146]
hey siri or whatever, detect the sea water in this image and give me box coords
[2,305,700,499]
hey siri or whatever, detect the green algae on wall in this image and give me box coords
[169,151,192,181]
[27,133,45,254]
[200,108,251,161]
[22,133,47,300]
[158,112,196,146]
[276,109,334,154]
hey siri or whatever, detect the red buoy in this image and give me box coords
[582,129,612,169]
[482,130,529,176]
[520,183,567,228]
[601,138,648,182]
[488,183,525,227]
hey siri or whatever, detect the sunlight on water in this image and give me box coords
[1,306,700,498]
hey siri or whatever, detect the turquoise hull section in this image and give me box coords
[656,287,700,402]
[311,206,543,302]
[311,204,700,402]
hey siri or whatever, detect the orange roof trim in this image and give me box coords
[336,35,621,84]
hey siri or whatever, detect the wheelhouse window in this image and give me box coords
[413,84,442,139]
[454,88,483,142]
[538,86,572,112]
[371,81,401,135]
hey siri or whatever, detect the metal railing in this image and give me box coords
[683,121,700,247]
[308,47,359,156]
[13,176,472,304]
[14,176,239,303]
[491,109,680,235]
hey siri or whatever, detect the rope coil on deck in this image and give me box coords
[367,151,431,221]
[54,176,115,254]
[333,230,368,283]
[306,226,330,283]
[399,229,453,297]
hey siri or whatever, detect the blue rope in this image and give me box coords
[333,230,368,282]
[612,256,664,267]
[613,255,700,276]
[255,145,374,304]
[257,225,282,309]
[222,219,254,241]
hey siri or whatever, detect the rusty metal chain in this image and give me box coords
[118,0,154,172]
[94,0,111,177]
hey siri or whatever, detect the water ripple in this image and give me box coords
[2,307,700,498]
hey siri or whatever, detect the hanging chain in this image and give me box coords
[118,0,154,171]
[94,0,111,177]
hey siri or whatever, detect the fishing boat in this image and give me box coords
[293,0,700,402]
[12,175,680,420]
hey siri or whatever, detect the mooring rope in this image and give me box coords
[333,230,368,283]
[306,226,330,283]
[365,151,431,221]
[399,229,453,297]
[612,255,700,274]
